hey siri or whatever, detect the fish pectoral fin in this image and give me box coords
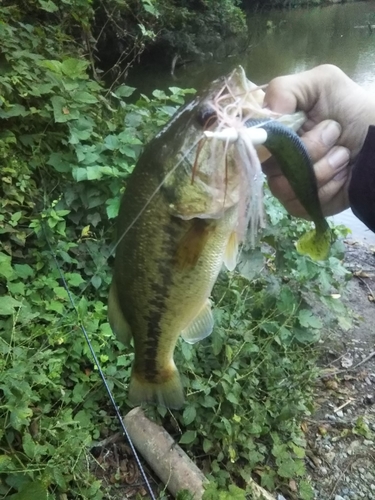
[108,281,133,345]
[175,218,212,269]
[296,224,331,261]
[223,231,239,271]
[181,299,214,344]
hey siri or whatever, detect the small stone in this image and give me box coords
[370,484,375,491]
[335,495,345,500]
[347,440,361,455]
[365,377,372,385]
[364,393,374,405]
[325,451,336,463]
[364,439,374,446]
[320,466,328,475]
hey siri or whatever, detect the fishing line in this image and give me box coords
[42,224,157,500]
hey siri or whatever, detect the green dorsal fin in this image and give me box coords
[181,299,214,344]
[223,231,238,271]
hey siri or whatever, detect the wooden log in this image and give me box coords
[124,407,207,499]
[124,407,276,499]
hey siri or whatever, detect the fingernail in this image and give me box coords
[328,147,350,170]
[321,121,341,147]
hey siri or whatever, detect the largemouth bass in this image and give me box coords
[108,66,330,409]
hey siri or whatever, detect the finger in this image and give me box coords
[264,65,344,115]
[300,120,342,163]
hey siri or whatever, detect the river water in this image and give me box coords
[129,1,375,243]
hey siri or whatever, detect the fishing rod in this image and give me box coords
[43,224,157,500]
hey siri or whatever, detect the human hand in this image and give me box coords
[262,64,375,217]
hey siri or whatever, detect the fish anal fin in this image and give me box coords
[296,227,331,261]
[128,366,184,410]
[223,231,239,271]
[181,299,214,344]
[108,281,132,345]
[175,219,212,269]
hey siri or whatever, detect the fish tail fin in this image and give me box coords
[296,223,331,261]
[128,368,185,410]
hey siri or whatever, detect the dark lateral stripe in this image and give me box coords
[142,220,177,381]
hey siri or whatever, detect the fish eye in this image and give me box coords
[196,107,217,128]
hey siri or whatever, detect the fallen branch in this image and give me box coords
[124,407,207,499]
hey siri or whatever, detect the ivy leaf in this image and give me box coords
[104,135,120,151]
[47,152,72,173]
[182,406,196,425]
[10,480,48,500]
[73,91,98,104]
[0,296,22,315]
[0,104,28,118]
[298,309,322,329]
[0,252,14,280]
[51,96,79,122]
[179,430,197,445]
[61,58,89,79]
[39,59,62,74]
[106,197,120,219]
[91,275,102,289]
[38,0,58,12]
[14,264,34,279]
[10,406,33,431]
[22,433,36,459]
[115,85,136,98]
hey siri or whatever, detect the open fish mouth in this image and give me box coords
[188,65,309,244]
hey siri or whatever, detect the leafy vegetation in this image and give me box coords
[0,1,353,499]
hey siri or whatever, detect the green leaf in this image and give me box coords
[298,309,322,329]
[10,406,33,431]
[0,455,13,472]
[0,296,22,315]
[51,96,79,122]
[115,85,136,98]
[0,104,28,118]
[47,152,72,173]
[106,197,120,219]
[61,58,89,78]
[66,273,85,287]
[13,264,34,279]
[22,433,36,459]
[104,135,120,151]
[0,252,14,280]
[91,275,102,289]
[38,0,59,12]
[7,281,25,296]
[202,438,213,453]
[39,59,62,74]
[73,91,98,104]
[10,480,48,500]
[179,430,197,445]
[182,406,196,425]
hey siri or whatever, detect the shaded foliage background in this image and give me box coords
[0,1,354,499]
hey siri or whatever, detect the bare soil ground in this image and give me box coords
[308,241,375,500]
